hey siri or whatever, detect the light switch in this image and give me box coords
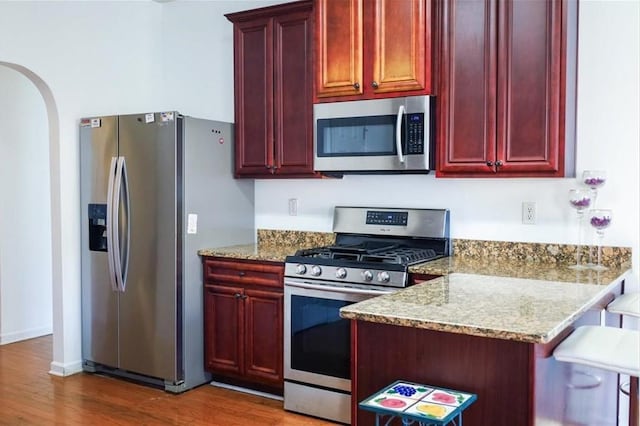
[187,214,198,234]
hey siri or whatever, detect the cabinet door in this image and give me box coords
[243,288,284,388]
[496,0,564,175]
[273,8,316,176]
[370,0,430,94]
[204,285,244,375]
[315,0,363,98]
[232,17,274,177]
[436,0,498,176]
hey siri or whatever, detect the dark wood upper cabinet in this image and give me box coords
[436,0,577,177]
[315,0,433,102]
[226,1,318,178]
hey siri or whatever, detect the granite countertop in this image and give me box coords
[198,244,295,263]
[410,255,629,286]
[200,231,633,344]
[340,269,631,344]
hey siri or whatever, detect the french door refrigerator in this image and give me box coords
[80,112,254,392]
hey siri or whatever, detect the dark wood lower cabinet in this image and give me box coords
[203,258,284,395]
[351,295,620,425]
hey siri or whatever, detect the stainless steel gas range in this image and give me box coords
[283,207,451,424]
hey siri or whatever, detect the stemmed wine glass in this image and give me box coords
[582,170,607,204]
[582,170,607,266]
[588,209,612,271]
[568,189,593,270]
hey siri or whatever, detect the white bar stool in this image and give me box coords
[607,292,640,425]
[607,292,640,319]
[553,326,639,426]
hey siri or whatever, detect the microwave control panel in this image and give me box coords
[406,113,424,154]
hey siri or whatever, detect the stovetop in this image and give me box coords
[285,236,447,288]
[292,244,439,267]
[284,207,451,288]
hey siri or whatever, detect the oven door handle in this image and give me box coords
[285,279,394,296]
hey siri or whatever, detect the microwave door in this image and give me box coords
[313,96,431,173]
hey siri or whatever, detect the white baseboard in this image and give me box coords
[49,360,83,377]
[210,380,284,401]
[0,325,52,345]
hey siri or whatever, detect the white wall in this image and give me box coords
[158,0,289,121]
[0,66,52,344]
[0,0,637,375]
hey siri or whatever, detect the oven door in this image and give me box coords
[284,278,392,391]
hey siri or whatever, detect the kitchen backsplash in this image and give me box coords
[257,229,631,268]
[257,229,334,249]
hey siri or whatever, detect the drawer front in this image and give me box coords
[204,258,284,289]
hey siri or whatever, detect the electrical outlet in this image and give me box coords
[522,202,536,225]
[288,198,298,216]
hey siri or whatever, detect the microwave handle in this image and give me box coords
[396,104,405,163]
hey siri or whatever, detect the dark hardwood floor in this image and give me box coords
[0,335,338,425]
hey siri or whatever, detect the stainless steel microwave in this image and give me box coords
[313,95,433,173]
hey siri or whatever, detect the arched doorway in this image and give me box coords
[0,61,63,375]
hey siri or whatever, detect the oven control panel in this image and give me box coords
[366,210,408,226]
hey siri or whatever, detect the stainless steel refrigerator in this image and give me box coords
[80,112,254,393]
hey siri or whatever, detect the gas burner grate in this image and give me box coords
[293,246,438,266]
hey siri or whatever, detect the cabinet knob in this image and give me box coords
[238,271,245,277]
[353,82,360,90]
[486,161,494,167]
[371,81,379,89]
[495,160,503,167]
[234,293,242,299]
[241,294,247,300]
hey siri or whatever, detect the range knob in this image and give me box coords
[310,265,322,277]
[361,270,374,281]
[295,264,307,275]
[336,268,347,279]
[377,271,390,283]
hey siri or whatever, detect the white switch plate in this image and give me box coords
[522,202,536,225]
[288,198,298,216]
[187,213,198,234]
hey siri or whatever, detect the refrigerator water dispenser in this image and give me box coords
[88,203,108,252]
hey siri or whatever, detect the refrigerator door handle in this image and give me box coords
[112,156,131,292]
[105,157,119,292]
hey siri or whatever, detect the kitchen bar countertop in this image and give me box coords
[340,269,631,344]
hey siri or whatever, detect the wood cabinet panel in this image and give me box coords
[204,259,283,288]
[227,1,317,178]
[204,285,243,374]
[233,18,273,175]
[274,10,315,174]
[352,321,531,425]
[315,0,363,98]
[244,289,284,384]
[497,0,563,173]
[437,0,496,173]
[436,0,575,178]
[316,0,432,101]
[372,0,428,94]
